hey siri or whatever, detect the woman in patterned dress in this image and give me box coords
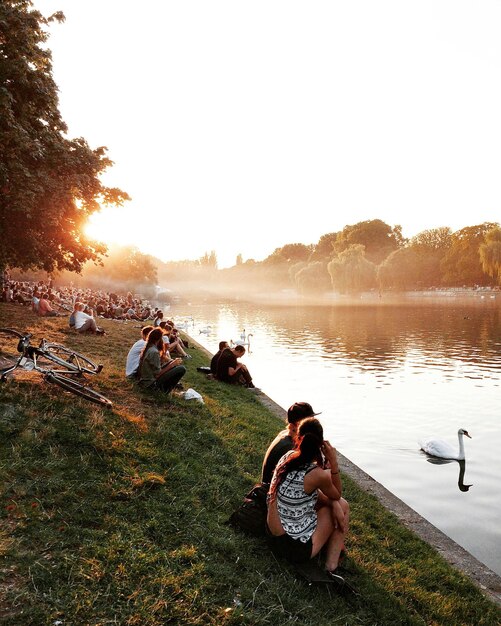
[267,417,349,574]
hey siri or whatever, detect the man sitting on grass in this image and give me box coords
[261,402,321,485]
[216,345,257,389]
[210,340,229,378]
[74,302,105,335]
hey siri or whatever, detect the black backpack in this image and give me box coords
[227,482,268,537]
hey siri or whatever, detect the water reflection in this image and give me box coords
[178,299,501,575]
[206,303,501,382]
[260,304,501,378]
[425,458,473,492]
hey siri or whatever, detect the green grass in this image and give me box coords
[0,304,500,625]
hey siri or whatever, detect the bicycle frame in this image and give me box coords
[0,329,112,407]
[0,331,101,380]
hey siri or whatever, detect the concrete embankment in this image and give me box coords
[186,332,501,609]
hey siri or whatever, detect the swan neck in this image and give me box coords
[457,432,466,459]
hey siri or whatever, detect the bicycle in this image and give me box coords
[0,328,112,408]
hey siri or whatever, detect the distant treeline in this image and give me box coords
[10,220,501,297]
[156,219,501,296]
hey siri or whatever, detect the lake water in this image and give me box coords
[170,296,501,576]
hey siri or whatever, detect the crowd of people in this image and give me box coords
[123,322,347,576]
[1,277,156,323]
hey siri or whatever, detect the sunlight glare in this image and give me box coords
[85,209,120,245]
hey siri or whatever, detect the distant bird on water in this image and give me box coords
[419,428,472,460]
[230,329,253,348]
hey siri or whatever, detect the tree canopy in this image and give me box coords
[335,219,403,265]
[328,244,376,293]
[264,243,312,265]
[0,0,129,273]
[479,226,501,284]
[309,232,339,261]
[440,223,498,287]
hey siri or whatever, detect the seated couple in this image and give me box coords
[263,402,349,577]
[211,341,257,389]
[125,327,186,394]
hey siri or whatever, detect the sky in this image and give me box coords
[34,0,501,268]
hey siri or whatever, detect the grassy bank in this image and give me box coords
[0,304,499,625]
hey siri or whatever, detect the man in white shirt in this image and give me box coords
[125,326,154,378]
[74,303,105,334]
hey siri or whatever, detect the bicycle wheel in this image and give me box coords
[0,328,28,378]
[0,328,25,340]
[45,372,112,408]
[39,342,102,375]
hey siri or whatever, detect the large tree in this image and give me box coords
[264,243,313,265]
[479,226,501,284]
[335,219,403,265]
[407,226,452,288]
[295,261,332,295]
[377,247,420,290]
[309,232,339,261]
[0,0,129,274]
[328,244,376,293]
[441,223,498,287]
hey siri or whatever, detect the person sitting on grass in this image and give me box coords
[153,310,164,327]
[31,290,40,313]
[160,323,191,359]
[210,340,229,378]
[37,293,60,317]
[73,302,105,335]
[166,321,190,350]
[125,325,154,379]
[261,402,321,485]
[138,328,186,394]
[215,345,256,388]
[267,417,349,577]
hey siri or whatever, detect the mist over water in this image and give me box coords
[170,296,501,576]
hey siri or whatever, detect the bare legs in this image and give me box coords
[311,497,350,571]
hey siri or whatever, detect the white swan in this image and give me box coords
[419,428,472,460]
[175,316,194,331]
[230,329,253,347]
[199,325,212,335]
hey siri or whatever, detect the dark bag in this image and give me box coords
[227,482,268,537]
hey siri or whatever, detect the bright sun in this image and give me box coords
[83,206,243,269]
[83,207,170,263]
[85,208,140,248]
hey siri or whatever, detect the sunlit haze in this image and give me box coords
[36,0,501,268]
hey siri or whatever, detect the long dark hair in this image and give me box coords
[270,417,324,497]
[139,327,163,372]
